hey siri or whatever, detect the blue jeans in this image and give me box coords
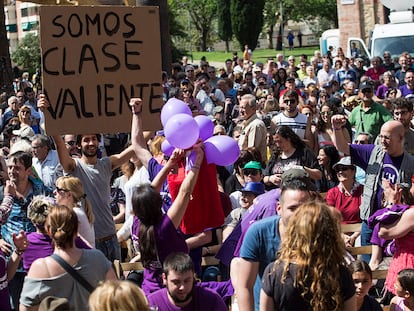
[95,235,121,262]
[361,221,373,263]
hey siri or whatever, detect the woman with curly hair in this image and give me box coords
[260,201,356,310]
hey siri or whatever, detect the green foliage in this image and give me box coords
[231,0,265,52]
[11,33,40,72]
[283,0,337,25]
[172,0,217,51]
[217,0,232,42]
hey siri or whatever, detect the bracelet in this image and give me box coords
[333,127,342,131]
[384,201,394,207]
[14,248,25,256]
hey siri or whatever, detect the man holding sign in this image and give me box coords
[38,94,134,261]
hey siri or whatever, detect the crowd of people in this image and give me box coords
[0,47,414,311]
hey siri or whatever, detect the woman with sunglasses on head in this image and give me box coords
[326,157,363,247]
[54,176,95,248]
[264,125,321,190]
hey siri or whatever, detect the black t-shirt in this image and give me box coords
[359,295,382,311]
[262,262,355,310]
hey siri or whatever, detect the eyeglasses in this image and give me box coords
[354,140,368,144]
[55,186,69,193]
[65,140,76,146]
[243,169,260,175]
[21,110,31,114]
[284,99,297,105]
[208,71,215,74]
[186,70,194,73]
[320,111,333,116]
[394,110,409,116]
[304,112,311,116]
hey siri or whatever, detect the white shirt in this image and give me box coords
[32,149,63,189]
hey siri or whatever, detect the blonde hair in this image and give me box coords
[273,201,346,310]
[89,280,149,311]
[27,195,54,228]
[55,176,94,224]
[149,135,165,157]
[18,105,32,123]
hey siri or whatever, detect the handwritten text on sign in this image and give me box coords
[40,6,163,135]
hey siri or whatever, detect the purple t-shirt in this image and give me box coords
[22,232,90,272]
[148,284,228,311]
[148,158,172,213]
[350,144,403,213]
[399,85,414,98]
[22,232,53,271]
[0,250,11,311]
[132,214,188,295]
[216,189,279,265]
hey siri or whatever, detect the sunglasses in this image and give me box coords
[354,140,367,144]
[65,140,76,146]
[55,186,69,193]
[243,169,260,175]
[320,111,333,116]
[284,99,297,105]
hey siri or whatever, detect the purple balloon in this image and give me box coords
[204,135,240,166]
[164,113,200,149]
[194,115,214,141]
[161,139,174,156]
[161,98,192,127]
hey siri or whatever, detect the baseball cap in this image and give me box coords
[243,161,262,170]
[240,182,265,196]
[281,168,317,191]
[359,81,373,91]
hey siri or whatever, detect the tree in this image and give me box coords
[263,0,278,49]
[0,1,14,96]
[217,0,232,53]
[172,0,217,52]
[230,0,265,52]
[11,33,40,73]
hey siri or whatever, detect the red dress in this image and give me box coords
[385,228,414,294]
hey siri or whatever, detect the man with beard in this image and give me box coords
[39,92,134,261]
[148,252,228,311]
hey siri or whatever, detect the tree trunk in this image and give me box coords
[0,1,14,96]
[225,40,229,53]
[267,25,274,50]
[136,0,171,74]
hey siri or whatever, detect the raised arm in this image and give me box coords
[331,114,350,156]
[37,94,76,173]
[167,144,204,229]
[109,145,135,170]
[151,148,185,193]
[129,98,153,169]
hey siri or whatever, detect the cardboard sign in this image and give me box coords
[40,6,163,135]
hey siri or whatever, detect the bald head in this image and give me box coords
[379,120,405,156]
[382,120,405,137]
